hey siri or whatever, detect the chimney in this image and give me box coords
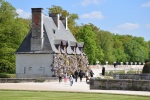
[49,13,60,30]
[60,16,68,30]
[31,8,44,51]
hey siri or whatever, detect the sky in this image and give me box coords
[6,0,150,41]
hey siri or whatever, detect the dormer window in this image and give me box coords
[70,41,77,54]
[54,39,61,53]
[79,47,83,53]
[61,40,68,54]
[77,42,84,54]
[53,29,56,34]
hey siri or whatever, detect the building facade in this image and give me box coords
[16,8,88,78]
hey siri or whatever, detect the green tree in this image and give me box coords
[0,0,30,73]
[148,41,150,61]
[112,34,128,63]
[124,37,148,62]
[76,25,97,64]
[96,30,115,64]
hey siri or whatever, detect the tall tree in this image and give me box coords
[0,0,30,73]
[113,34,128,63]
[96,30,115,64]
[148,41,150,61]
[76,25,97,64]
[123,37,148,63]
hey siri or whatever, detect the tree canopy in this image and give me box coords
[0,0,30,73]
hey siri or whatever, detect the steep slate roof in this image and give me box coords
[16,13,83,55]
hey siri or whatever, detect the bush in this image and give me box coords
[142,62,150,74]
[0,73,16,78]
[35,78,45,82]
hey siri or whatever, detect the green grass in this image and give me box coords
[0,90,149,100]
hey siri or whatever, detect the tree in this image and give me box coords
[112,34,128,63]
[148,41,150,61]
[0,0,30,73]
[76,25,97,64]
[96,30,115,64]
[124,37,148,63]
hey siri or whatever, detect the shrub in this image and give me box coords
[142,62,150,74]
[0,73,16,78]
[35,78,45,82]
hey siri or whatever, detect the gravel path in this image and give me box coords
[0,78,150,96]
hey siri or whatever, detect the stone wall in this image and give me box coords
[16,54,53,78]
[113,74,150,80]
[90,78,150,91]
[0,77,58,83]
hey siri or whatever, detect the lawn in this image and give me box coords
[0,90,149,100]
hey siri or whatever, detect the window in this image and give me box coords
[52,29,55,34]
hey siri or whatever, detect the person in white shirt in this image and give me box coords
[69,75,74,86]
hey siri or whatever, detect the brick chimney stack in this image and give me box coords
[31,8,44,51]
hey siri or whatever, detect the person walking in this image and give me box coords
[85,70,89,82]
[90,70,94,77]
[64,72,67,83]
[79,70,83,82]
[58,74,62,83]
[69,75,74,86]
[74,70,79,82]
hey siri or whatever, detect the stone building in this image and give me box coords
[16,8,89,78]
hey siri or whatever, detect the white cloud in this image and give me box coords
[146,24,150,29]
[16,9,31,18]
[80,11,103,20]
[118,23,139,30]
[80,0,101,6]
[141,1,150,7]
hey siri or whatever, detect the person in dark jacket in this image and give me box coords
[90,70,94,77]
[74,70,79,82]
[58,74,62,83]
[79,70,83,82]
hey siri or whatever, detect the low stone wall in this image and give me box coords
[0,77,58,83]
[113,74,150,80]
[90,78,150,91]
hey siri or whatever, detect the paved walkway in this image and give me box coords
[0,78,150,96]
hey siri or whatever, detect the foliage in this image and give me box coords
[142,62,150,73]
[0,0,30,73]
[126,70,141,74]
[0,91,150,100]
[148,41,150,61]
[76,25,97,64]
[96,30,115,64]
[0,73,15,78]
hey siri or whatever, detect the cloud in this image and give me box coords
[141,1,150,7]
[80,11,103,20]
[118,23,139,30]
[146,24,150,29]
[80,0,101,6]
[16,9,31,18]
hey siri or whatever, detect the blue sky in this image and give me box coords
[6,0,150,41]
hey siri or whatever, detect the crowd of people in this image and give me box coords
[58,70,94,86]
